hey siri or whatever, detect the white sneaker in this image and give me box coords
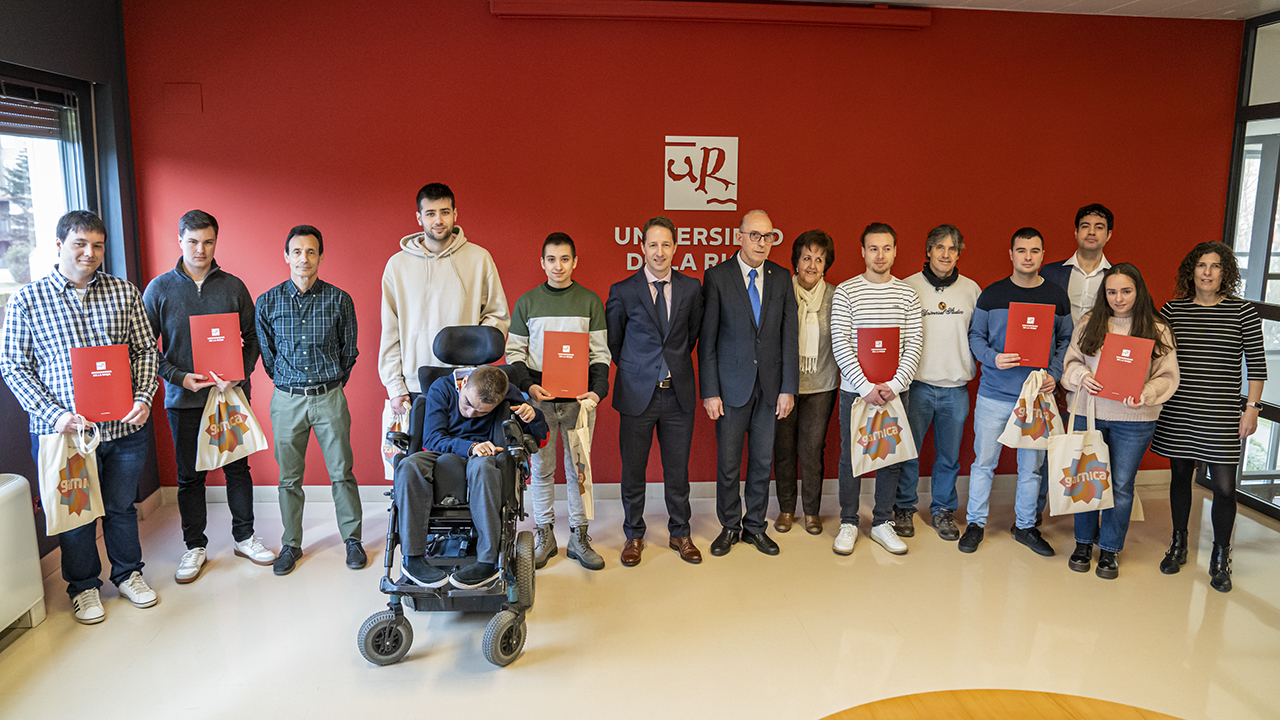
[871,522,908,555]
[833,523,858,555]
[117,571,158,608]
[71,588,105,624]
[175,547,207,584]
[234,535,275,565]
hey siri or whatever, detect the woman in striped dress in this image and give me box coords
[1151,241,1266,593]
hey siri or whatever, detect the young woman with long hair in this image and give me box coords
[1060,263,1178,579]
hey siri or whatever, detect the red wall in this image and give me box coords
[122,0,1242,488]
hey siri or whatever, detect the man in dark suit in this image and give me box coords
[1037,203,1113,523]
[606,216,705,567]
[700,209,799,556]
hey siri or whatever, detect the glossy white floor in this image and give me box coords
[1,486,1278,720]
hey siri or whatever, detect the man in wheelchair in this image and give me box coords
[393,365,547,590]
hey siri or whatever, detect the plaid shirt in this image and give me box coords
[1,267,159,440]
[255,278,358,388]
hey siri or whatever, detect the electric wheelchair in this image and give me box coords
[357,326,540,667]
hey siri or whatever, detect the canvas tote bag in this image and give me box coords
[38,420,104,535]
[566,399,596,520]
[998,369,1064,450]
[1047,393,1115,516]
[848,394,917,476]
[196,386,269,471]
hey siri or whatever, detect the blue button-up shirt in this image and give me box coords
[255,278,358,388]
[1,267,159,439]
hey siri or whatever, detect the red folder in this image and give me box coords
[1093,333,1155,402]
[542,331,588,398]
[1004,302,1055,368]
[857,327,900,385]
[190,313,244,382]
[70,344,134,421]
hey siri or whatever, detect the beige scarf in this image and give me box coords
[794,277,823,374]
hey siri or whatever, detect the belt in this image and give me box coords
[279,379,342,396]
[656,378,672,389]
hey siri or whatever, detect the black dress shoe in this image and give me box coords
[345,539,368,569]
[273,545,303,576]
[709,528,740,556]
[741,531,780,556]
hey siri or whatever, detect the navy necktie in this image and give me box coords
[654,280,670,381]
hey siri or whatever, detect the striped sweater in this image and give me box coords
[830,274,924,397]
[505,282,611,399]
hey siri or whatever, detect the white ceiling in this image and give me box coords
[771,0,1280,20]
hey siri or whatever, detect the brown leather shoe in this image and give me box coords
[804,515,822,535]
[774,513,795,533]
[621,538,644,567]
[668,536,703,564]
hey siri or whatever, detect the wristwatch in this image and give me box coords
[1246,401,1263,411]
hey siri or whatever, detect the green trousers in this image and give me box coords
[270,385,362,548]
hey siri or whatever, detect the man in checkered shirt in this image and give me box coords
[1,210,160,625]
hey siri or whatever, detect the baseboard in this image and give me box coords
[166,469,1172,503]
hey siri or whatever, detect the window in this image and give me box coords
[1225,12,1280,519]
[0,76,90,328]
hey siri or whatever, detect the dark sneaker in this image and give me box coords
[1014,527,1055,557]
[957,524,984,554]
[345,539,368,570]
[273,545,303,576]
[932,511,960,541]
[450,562,500,589]
[403,555,450,588]
[1068,542,1093,573]
[1095,550,1119,580]
[893,507,915,538]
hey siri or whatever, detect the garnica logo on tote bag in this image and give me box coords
[205,399,250,453]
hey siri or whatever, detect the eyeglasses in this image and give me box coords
[741,230,775,245]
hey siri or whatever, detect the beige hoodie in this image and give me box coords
[378,226,510,396]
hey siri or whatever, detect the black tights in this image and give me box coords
[1168,458,1237,547]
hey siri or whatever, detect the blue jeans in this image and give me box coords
[31,428,149,598]
[896,382,969,515]
[1070,417,1155,553]
[966,394,1044,529]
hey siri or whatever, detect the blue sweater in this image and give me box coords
[421,374,548,455]
[969,277,1073,403]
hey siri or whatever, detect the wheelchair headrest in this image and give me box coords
[432,326,506,367]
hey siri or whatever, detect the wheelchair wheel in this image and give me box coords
[482,610,526,667]
[358,610,413,666]
[514,530,535,609]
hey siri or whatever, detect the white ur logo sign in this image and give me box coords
[1122,349,1131,357]
[664,136,738,211]
[212,328,221,337]
[562,345,571,354]
[96,362,106,370]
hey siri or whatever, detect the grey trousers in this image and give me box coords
[270,386,361,548]
[393,451,503,564]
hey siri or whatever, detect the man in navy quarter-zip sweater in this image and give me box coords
[700,209,799,558]
[143,210,274,586]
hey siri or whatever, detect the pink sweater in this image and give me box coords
[1061,314,1180,423]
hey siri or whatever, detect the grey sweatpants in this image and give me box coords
[393,451,503,563]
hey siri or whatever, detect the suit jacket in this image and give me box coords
[1040,259,1072,294]
[699,253,799,408]
[606,268,704,416]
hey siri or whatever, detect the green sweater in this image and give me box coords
[505,282,611,399]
